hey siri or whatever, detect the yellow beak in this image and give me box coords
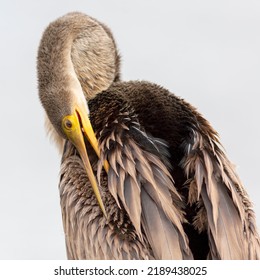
[62,106,109,218]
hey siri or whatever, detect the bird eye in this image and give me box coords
[64,119,73,129]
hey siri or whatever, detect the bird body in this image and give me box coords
[38,12,260,260]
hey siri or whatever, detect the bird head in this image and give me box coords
[37,12,119,217]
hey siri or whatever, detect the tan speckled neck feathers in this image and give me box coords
[38,12,120,101]
[37,12,120,152]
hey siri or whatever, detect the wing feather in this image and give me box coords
[182,130,260,259]
[98,119,193,259]
[141,188,183,259]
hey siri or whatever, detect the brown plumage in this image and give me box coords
[38,12,260,259]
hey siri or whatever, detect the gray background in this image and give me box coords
[0,0,259,259]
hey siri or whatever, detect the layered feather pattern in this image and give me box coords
[97,110,192,259]
[182,129,260,259]
[59,141,153,259]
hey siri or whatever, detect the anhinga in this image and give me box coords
[37,12,260,259]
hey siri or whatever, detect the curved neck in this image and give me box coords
[37,12,119,101]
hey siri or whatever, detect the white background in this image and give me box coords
[0,0,259,259]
